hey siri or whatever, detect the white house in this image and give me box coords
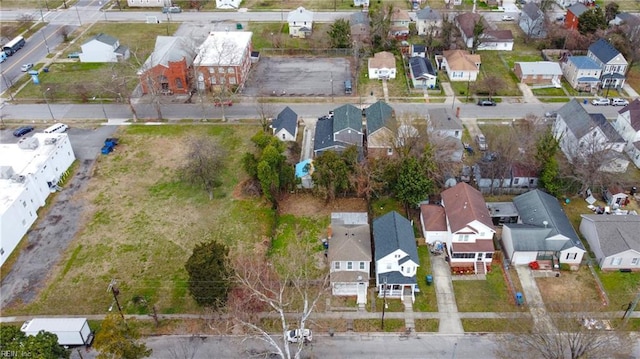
[455,13,514,51]
[353,0,369,8]
[216,0,242,9]
[328,212,371,306]
[419,204,448,244]
[368,51,396,80]
[554,99,628,172]
[438,50,481,82]
[612,99,640,168]
[502,190,586,270]
[0,133,75,267]
[79,33,130,63]
[579,214,640,271]
[561,56,602,92]
[587,39,628,89]
[287,7,313,38]
[271,106,298,142]
[373,211,419,301]
[415,7,442,36]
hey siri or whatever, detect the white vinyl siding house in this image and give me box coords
[612,99,640,168]
[79,33,130,63]
[579,214,640,271]
[287,7,314,38]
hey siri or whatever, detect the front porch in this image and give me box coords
[377,283,416,302]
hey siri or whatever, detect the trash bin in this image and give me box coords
[426,275,433,286]
[43,67,49,73]
[236,23,243,29]
[516,292,524,306]
[583,99,588,105]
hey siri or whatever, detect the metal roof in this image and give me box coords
[515,61,562,76]
[568,56,601,70]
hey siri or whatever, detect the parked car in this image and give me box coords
[20,63,33,72]
[286,329,312,343]
[611,98,629,106]
[502,15,515,21]
[13,126,34,137]
[67,52,80,59]
[477,99,497,106]
[482,151,498,162]
[214,100,233,107]
[476,134,488,151]
[591,97,610,106]
[544,111,557,118]
[162,6,182,13]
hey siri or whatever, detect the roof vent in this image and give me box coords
[543,220,548,228]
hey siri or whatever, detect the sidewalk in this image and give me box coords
[431,256,464,334]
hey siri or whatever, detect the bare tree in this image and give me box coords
[180,136,226,200]
[256,97,276,132]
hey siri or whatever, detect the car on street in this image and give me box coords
[162,6,182,13]
[214,100,233,107]
[502,15,515,21]
[591,97,610,106]
[476,134,488,151]
[286,329,312,343]
[477,99,497,106]
[13,126,35,137]
[67,52,80,59]
[611,98,629,106]
[20,63,33,72]
[544,111,557,118]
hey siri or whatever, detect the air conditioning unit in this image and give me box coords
[10,174,26,183]
[44,138,58,145]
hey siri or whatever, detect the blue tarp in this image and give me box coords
[295,159,312,178]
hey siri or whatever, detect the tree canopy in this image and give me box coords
[94,314,151,359]
[185,240,233,308]
[0,325,69,359]
[395,154,435,211]
[311,149,351,201]
[180,136,226,200]
[577,7,607,34]
[328,18,351,48]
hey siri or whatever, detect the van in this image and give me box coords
[344,80,352,95]
[44,123,69,134]
[0,52,7,63]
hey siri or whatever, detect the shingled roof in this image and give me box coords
[365,101,394,135]
[373,211,418,263]
[333,104,363,133]
[580,214,640,257]
[441,182,494,233]
[272,106,298,137]
[558,99,623,142]
[588,38,621,63]
[618,99,640,131]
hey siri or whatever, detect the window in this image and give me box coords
[229,77,236,85]
[228,67,235,74]
[175,78,183,89]
[631,258,639,265]
[22,201,26,208]
[210,76,217,85]
[485,253,493,259]
[458,234,469,241]
[359,262,366,270]
[566,253,577,260]
[334,262,340,270]
[610,257,622,266]
[387,148,393,156]
[209,68,215,74]
[406,266,411,274]
[347,262,353,270]
[452,253,476,259]
[218,67,225,73]
[514,178,520,185]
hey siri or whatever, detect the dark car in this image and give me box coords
[13,126,34,137]
[477,99,497,106]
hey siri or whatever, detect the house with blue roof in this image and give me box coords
[502,190,586,270]
[561,56,602,92]
[587,39,628,89]
[409,56,437,90]
[313,104,363,156]
[270,106,298,142]
[373,211,419,301]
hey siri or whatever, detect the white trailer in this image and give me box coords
[21,318,93,346]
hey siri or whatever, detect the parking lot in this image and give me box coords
[243,57,352,97]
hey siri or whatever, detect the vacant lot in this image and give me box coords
[536,267,603,309]
[453,265,520,312]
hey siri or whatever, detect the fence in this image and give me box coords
[259,48,354,57]
[479,187,532,195]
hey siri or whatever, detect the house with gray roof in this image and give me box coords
[587,39,628,89]
[519,3,546,39]
[137,36,195,95]
[427,108,464,162]
[561,56,602,92]
[455,13,514,51]
[409,57,437,90]
[365,101,395,157]
[514,61,562,88]
[612,99,640,168]
[565,3,588,30]
[329,212,371,305]
[502,189,586,270]
[287,7,313,38]
[350,12,371,43]
[610,13,640,41]
[80,33,130,63]
[313,104,363,156]
[373,211,419,301]
[415,7,442,36]
[580,214,640,271]
[271,106,298,142]
[553,99,628,172]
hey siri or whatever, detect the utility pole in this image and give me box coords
[622,290,640,327]
[107,279,125,321]
[381,276,387,330]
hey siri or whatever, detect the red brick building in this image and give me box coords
[138,36,195,95]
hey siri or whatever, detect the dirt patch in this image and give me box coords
[536,268,603,309]
[278,193,368,217]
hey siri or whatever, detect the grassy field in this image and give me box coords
[597,269,640,310]
[354,318,406,332]
[414,246,438,312]
[453,265,519,312]
[414,319,439,332]
[477,51,521,97]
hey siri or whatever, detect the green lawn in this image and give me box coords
[461,318,533,332]
[414,246,438,312]
[597,270,640,310]
[453,265,519,312]
[270,214,328,254]
[499,53,543,69]
[414,319,439,332]
[247,22,287,50]
[532,87,566,96]
[354,319,406,332]
[476,51,521,97]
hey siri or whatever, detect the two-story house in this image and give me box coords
[390,8,411,38]
[79,33,130,63]
[455,13,514,51]
[313,104,363,155]
[612,99,640,168]
[373,211,419,301]
[554,99,628,172]
[564,3,588,31]
[287,7,314,38]
[415,7,442,36]
[587,38,628,89]
[519,3,546,39]
[194,31,253,93]
[368,51,397,80]
[427,108,464,162]
[561,56,602,92]
[138,36,195,96]
[329,212,371,306]
[365,100,395,157]
[350,12,371,44]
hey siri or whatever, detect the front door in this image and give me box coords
[477,252,483,261]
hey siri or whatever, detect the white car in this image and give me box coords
[20,63,34,72]
[502,15,515,21]
[591,97,610,106]
[611,98,629,106]
[286,329,312,343]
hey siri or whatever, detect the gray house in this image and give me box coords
[365,101,395,157]
[519,3,546,39]
[270,106,298,142]
[313,104,363,156]
[587,39,628,89]
[80,33,130,63]
[579,214,640,271]
[502,190,586,270]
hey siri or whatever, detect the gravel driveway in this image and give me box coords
[1,125,117,308]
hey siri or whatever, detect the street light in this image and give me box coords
[43,87,55,122]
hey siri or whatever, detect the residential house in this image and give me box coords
[365,100,395,157]
[561,56,602,92]
[603,185,629,207]
[350,12,371,44]
[328,212,371,305]
[79,33,130,63]
[373,211,419,301]
[436,183,496,274]
[513,62,562,88]
[194,31,253,92]
[353,0,369,8]
[587,38,628,89]
[409,57,437,90]
[427,108,464,162]
[415,7,442,36]
[314,104,363,155]
[271,106,298,142]
[419,204,448,244]
[438,50,481,82]
[455,13,514,51]
[579,215,640,271]
[519,3,546,39]
[510,163,538,188]
[565,3,588,31]
[390,8,411,38]
[127,0,169,7]
[610,13,640,41]
[216,0,241,9]
[138,36,194,96]
[555,0,579,8]
[368,52,396,80]
[502,190,586,270]
[612,99,640,168]
[553,99,628,172]
[410,44,426,58]
[288,7,313,38]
